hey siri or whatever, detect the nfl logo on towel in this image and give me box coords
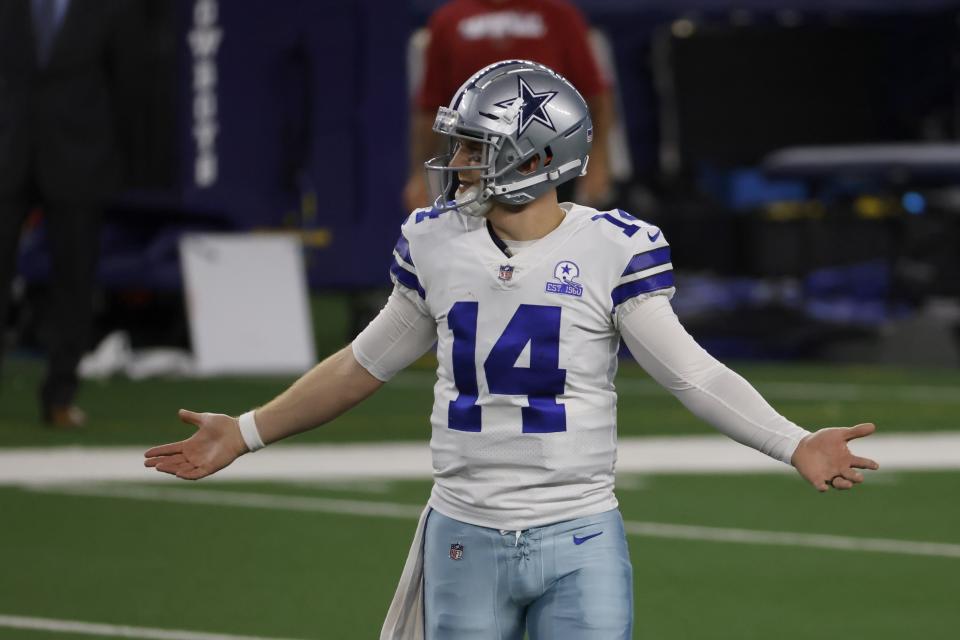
[498,265,515,281]
[449,543,464,561]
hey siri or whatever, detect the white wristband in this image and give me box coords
[238,410,266,452]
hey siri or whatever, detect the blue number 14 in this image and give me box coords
[591,209,640,237]
[448,302,566,433]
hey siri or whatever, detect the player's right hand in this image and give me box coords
[143,409,248,481]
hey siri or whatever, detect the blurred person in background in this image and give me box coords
[404,0,616,212]
[0,0,142,428]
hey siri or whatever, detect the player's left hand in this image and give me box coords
[791,423,880,492]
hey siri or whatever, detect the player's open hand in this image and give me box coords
[143,409,248,480]
[791,423,880,492]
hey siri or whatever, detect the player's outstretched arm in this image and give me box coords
[791,423,880,492]
[618,296,880,490]
[144,345,384,480]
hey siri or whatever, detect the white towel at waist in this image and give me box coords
[380,505,430,640]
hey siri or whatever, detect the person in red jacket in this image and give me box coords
[404,0,615,212]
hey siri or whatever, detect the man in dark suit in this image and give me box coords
[0,0,141,427]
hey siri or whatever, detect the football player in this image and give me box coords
[144,61,879,640]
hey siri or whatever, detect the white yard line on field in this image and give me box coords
[26,483,960,560]
[622,521,960,559]
[30,482,425,519]
[2,432,958,486]
[0,614,304,640]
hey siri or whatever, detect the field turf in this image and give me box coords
[1,353,958,639]
[2,472,958,639]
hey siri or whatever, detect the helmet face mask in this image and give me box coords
[424,114,501,216]
[424,60,593,217]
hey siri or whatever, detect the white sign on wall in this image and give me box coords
[180,233,316,375]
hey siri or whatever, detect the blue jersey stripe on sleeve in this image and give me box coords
[611,270,674,307]
[621,247,671,277]
[394,233,414,267]
[390,258,426,298]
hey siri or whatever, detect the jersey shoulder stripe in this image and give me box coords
[612,270,674,307]
[621,246,671,276]
[394,232,414,267]
[600,209,674,309]
[389,256,425,298]
[390,227,423,297]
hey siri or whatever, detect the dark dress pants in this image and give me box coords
[0,197,102,410]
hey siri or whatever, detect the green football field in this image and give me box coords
[1,355,959,639]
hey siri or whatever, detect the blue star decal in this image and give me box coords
[494,76,559,136]
[561,264,572,275]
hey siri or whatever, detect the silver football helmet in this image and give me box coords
[424,60,593,217]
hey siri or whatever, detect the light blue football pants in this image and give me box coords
[423,507,633,639]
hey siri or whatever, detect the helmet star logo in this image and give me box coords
[494,76,559,136]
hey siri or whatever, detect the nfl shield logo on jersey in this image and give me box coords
[449,543,464,561]
[498,265,515,281]
[545,260,583,297]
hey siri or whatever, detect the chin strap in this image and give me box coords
[490,158,584,197]
[455,184,493,217]
[450,155,583,216]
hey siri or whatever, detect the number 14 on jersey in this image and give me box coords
[448,302,567,434]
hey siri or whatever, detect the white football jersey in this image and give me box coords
[390,202,675,530]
